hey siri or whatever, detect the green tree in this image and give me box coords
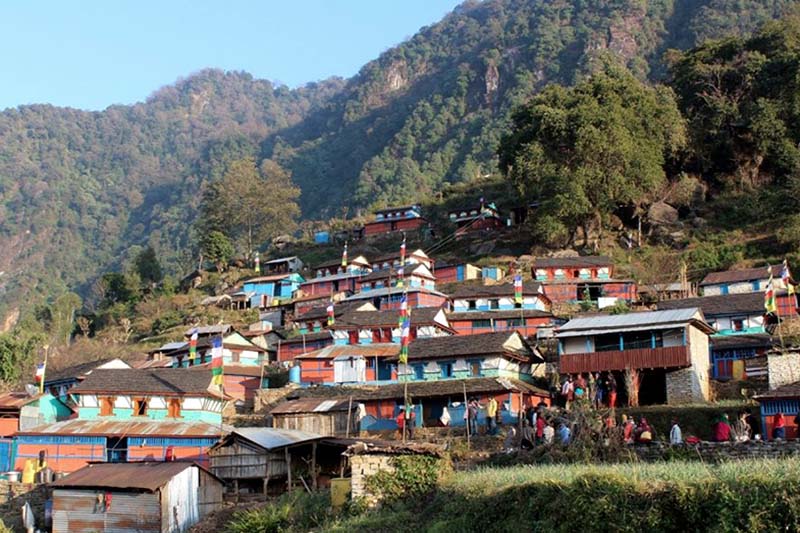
[0,330,43,384]
[499,65,686,245]
[198,157,300,259]
[100,272,140,309]
[134,246,163,287]
[201,230,235,272]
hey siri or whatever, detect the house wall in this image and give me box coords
[299,359,334,384]
[703,279,768,296]
[452,296,546,312]
[396,356,533,382]
[52,489,162,533]
[450,316,552,336]
[708,313,764,335]
[434,264,480,283]
[16,436,107,472]
[665,325,710,404]
[76,394,222,425]
[364,217,426,236]
[534,266,613,281]
[273,412,353,437]
[767,350,800,390]
[277,338,334,362]
[126,438,217,468]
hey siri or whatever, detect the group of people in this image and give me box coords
[466,396,499,436]
[559,373,618,410]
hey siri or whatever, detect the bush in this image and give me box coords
[366,455,451,501]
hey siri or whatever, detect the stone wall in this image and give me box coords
[666,325,710,404]
[349,454,395,506]
[254,384,299,413]
[635,439,800,462]
[767,350,800,390]
[0,481,49,531]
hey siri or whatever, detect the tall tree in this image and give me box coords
[134,246,163,286]
[198,157,300,259]
[498,65,686,245]
[200,230,235,272]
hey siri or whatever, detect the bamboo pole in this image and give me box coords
[346,396,353,438]
[463,381,470,449]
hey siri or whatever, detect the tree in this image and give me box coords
[201,231,235,272]
[134,246,163,287]
[0,330,43,384]
[100,272,140,308]
[498,65,686,245]
[197,157,300,259]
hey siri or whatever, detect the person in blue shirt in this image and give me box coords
[557,420,571,445]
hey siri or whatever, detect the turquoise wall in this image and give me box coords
[78,406,221,425]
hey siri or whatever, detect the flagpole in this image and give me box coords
[39,345,49,395]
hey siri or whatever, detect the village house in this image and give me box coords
[363,205,427,236]
[395,330,545,384]
[299,271,362,297]
[241,272,305,308]
[14,368,228,472]
[432,261,482,284]
[370,249,433,271]
[270,398,358,437]
[343,286,450,311]
[313,255,371,278]
[291,301,376,334]
[50,461,224,533]
[354,263,437,292]
[277,331,334,362]
[167,325,267,368]
[755,381,800,440]
[329,307,454,345]
[294,344,399,385]
[43,357,131,399]
[0,392,73,472]
[657,292,795,380]
[209,428,346,496]
[448,309,554,337]
[292,292,349,317]
[533,256,637,305]
[448,202,504,235]
[700,267,772,296]
[449,281,550,313]
[261,255,304,274]
[556,308,715,404]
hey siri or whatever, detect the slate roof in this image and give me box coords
[313,256,371,271]
[50,462,214,492]
[401,331,539,362]
[448,281,543,299]
[279,331,334,344]
[344,286,448,301]
[293,301,366,323]
[700,267,770,286]
[532,256,613,269]
[286,376,548,402]
[184,325,232,337]
[372,205,420,215]
[755,380,800,400]
[710,333,773,350]
[358,265,434,282]
[448,309,553,321]
[45,358,121,384]
[332,307,445,329]
[70,368,222,397]
[657,292,765,317]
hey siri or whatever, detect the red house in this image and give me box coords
[363,205,427,236]
[343,286,450,311]
[448,202,505,235]
[276,331,334,362]
[448,309,554,337]
[533,255,615,281]
[295,344,399,384]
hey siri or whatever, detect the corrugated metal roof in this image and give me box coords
[17,418,228,437]
[50,462,198,492]
[294,343,399,360]
[0,391,37,409]
[229,427,323,450]
[157,341,187,352]
[263,256,299,265]
[344,286,448,300]
[270,398,351,415]
[184,325,232,336]
[244,274,293,283]
[557,308,702,334]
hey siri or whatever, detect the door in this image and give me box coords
[0,440,12,472]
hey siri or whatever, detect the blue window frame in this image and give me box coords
[440,362,454,378]
[413,365,424,380]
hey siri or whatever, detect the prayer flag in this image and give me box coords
[765,266,778,314]
[211,336,224,387]
[514,274,523,304]
[782,259,795,295]
[254,252,260,273]
[399,315,410,365]
[327,300,335,326]
[341,242,348,268]
[34,363,45,383]
[188,328,198,361]
[400,236,406,266]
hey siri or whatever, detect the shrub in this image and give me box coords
[366,455,451,501]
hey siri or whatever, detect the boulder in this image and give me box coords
[648,201,679,226]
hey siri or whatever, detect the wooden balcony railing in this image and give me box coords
[560,345,691,374]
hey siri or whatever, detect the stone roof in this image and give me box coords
[70,368,221,397]
[448,309,552,321]
[532,256,612,269]
[657,292,765,317]
[448,281,543,299]
[402,330,538,362]
[332,307,444,329]
[700,267,770,286]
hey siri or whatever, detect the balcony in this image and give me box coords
[560,345,691,374]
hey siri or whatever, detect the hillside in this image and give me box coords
[0,0,796,317]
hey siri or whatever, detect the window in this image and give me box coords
[100,397,115,416]
[506,318,524,328]
[348,331,359,344]
[472,320,492,329]
[440,362,454,378]
[594,334,621,352]
[732,318,745,332]
[133,398,148,417]
[489,299,499,310]
[468,300,477,310]
[414,365,424,380]
[470,361,481,377]
[372,329,381,343]
[620,331,662,350]
[168,399,182,418]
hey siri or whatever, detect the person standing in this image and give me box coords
[535,412,546,445]
[468,398,479,436]
[594,373,606,408]
[670,418,683,445]
[486,397,498,436]
[557,420,571,444]
[521,419,535,450]
[561,376,574,411]
[543,420,555,444]
[607,374,618,409]
[773,412,786,440]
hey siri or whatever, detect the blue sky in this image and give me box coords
[0,1,462,111]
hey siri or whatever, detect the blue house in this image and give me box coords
[242,273,305,308]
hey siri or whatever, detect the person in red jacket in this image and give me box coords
[773,412,786,440]
[535,413,546,445]
[712,413,732,442]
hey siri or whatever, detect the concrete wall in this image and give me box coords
[767,350,800,390]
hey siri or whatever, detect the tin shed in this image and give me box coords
[50,461,223,533]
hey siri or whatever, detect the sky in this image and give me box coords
[0,0,462,111]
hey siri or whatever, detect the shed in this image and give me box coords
[50,461,223,533]
[209,428,324,496]
[270,398,357,436]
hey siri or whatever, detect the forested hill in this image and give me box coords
[0,0,795,316]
